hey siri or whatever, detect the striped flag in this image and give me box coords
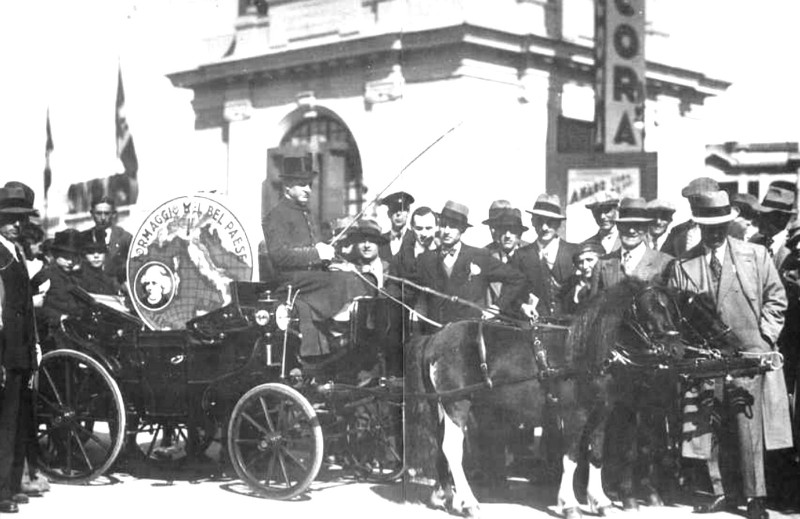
[116,66,138,179]
[44,109,53,200]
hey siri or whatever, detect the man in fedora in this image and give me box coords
[0,185,40,513]
[592,197,674,295]
[262,169,369,356]
[661,177,720,258]
[730,193,761,242]
[378,191,415,262]
[80,196,132,284]
[751,185,797,267]
[668,190,791,519]
[512,194,579,318]
[415,200,525,325]
[583,191,620,254]
[483,203,529,305]
[645,199,676,251]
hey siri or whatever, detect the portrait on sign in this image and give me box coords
[135,262,177,311]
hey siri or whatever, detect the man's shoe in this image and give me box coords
[747,498,769,519]
[0,499,19,513]
[10,493,28,504]
[694,494,738,514]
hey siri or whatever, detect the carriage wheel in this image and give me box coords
[227,383,323,500]
[345,397,405,482]
[35,349,126,483]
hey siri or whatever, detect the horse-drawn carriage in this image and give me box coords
[34,195,405,500]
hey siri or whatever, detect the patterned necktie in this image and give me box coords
[709,251,722,284]
[621,251,632,275]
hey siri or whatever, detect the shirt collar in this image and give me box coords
[703,240,728,262]
[441,241,462,257]
[0,234,19,260]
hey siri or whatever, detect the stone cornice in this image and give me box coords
[168,23,730,103]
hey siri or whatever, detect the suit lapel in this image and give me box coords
[632,248,654,279]
[676,247,706,294]
[602,250,622,288]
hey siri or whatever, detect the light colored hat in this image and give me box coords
[614,198,654,223]
[482,200,513,225]
[757,186,797,214]
[585,191,620,210]
[691,191,736,225]
[645,199,676,215]
[527,194,566,220]
[439,200,471,228]
[681,177,719,198]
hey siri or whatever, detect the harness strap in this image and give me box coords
[477,321,493,389]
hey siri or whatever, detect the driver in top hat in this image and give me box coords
[378,191,415,262]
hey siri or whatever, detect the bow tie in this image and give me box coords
[441,247,457,257]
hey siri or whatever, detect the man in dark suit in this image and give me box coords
[415,201,525,325]
[0,186,40,513]
[80,196,132,283]
[669,191,791,519]
[751,185,797,268]
[593,197,674,294]
[378,191,415,262]
[660,177,718,258]
[482,204,528,306]
[512,194,579,318]
[582,191,620,254]
[392,206,438,280]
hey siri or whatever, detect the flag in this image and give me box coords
[116,66,138,179]
[44,109,53,200]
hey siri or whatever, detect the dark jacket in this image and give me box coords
[262,197,323,273]
[79,264,121,296]
[592,246,674,294]
[510,239,580,317]
[80,225,132,283]
[379,229,414,262]
[0,246,37,370]
[40,265,84,328]
[415,243,526,324]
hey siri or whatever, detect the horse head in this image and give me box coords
[621,283,686,361]
[674,291,744,357]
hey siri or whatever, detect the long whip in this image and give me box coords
[329,120,463,246]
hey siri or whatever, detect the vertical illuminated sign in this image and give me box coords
[595,0,646,153]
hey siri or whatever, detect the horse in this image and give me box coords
[404,279,743,519]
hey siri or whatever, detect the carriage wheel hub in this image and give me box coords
[53,409,76,426]
[258,432,282,450]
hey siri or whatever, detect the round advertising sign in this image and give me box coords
[128,195,254,330]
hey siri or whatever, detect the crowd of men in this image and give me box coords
[262,167,800,519]
[0,185,130,513]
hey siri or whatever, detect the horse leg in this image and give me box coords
[439,400,481,519]
[638,409,666,507]
[609,404,639,511]
[430,402,455,511]
[558,404,587,519]
[585,406,614,516]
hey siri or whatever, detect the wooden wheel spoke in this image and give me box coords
[259,396,276,432]
[276,448,291,487]
[75,422,106,449]
[40,366,65,407]
[241,411,270,436]
[68,429,94,472]
[281,447,308,473]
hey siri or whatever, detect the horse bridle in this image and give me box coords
[674,294,734,358]
[621,285,682,358]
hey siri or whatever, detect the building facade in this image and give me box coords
[162,0,728,249]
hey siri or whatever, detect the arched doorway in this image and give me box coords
[263,114,364,232]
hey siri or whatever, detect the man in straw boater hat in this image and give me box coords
[378,191,415,262]
[582,191,621,254]
[414,200,525,326]
[668,190,790,519]
[0,185,41,513]
[751,184,798,268]
[511,194,579,318]
[591,197,674,296]
[261,168,371,356]
[482,201,529,306]
[661,176,720,258]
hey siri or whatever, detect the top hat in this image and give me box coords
[757,186,797,214]
[585,191,620,210]
[645,199,676,218]
[691,191,736,225]
[614,198,654,223]
[681,177,719,198]
[380,191,415,214]
[482,200,513,225]
[573,241,606,262]
[347,219,389,245]
[279,169,317,183]
[527,194,566,220]
[51,229,84,256]
[0,186,37,215]
[489,208,528,231]
[439,200,471,228]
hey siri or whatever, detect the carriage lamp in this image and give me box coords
[275,304,291,331]
[255,309,271,326]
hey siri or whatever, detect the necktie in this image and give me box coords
[621,251,632,275]
[441,248,456,276]
[709,251,722,284]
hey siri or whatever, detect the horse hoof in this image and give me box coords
[429,488,450,511]
[646,491,664,507]
[564,506,583,519]
[462,505,481,519]
[621,496,639,511]
[589,502,615,516]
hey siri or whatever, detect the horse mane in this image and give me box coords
[567,277,654,368]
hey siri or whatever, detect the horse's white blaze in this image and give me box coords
[557,455,580,512]
[587,464,612,510]
[441,409,480,513]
